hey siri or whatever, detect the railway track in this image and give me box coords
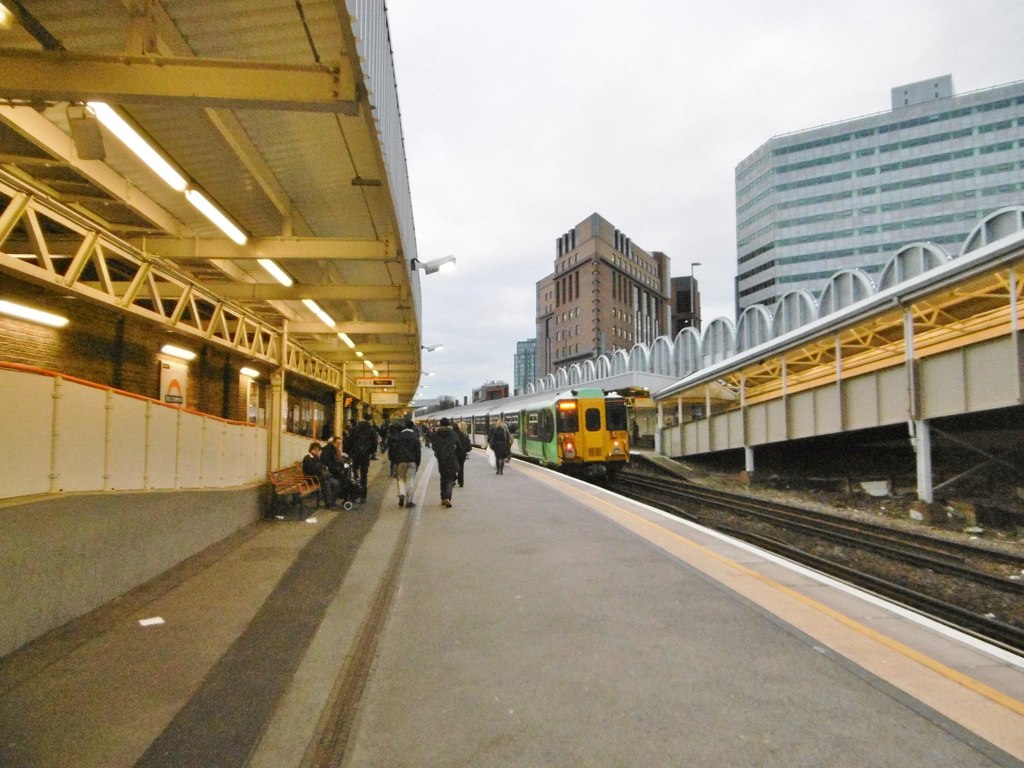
[615,467,1024,655]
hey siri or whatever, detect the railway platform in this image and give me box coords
[1,450,1023,767]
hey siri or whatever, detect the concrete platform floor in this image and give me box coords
[1,450,1023,767]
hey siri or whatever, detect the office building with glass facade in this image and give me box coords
[735,75,1024,311]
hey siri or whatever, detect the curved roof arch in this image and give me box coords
[650,336,674,376]
[611,348,630,374]
[817,268,876,318]
[771,290,818,337]
[629,343,651,373]
[962,205,1024,255]
[878,242,951,291]
[702,318,736,367]
[736,304,774,352]
[674,328,702,377]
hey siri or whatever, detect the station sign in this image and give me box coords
[357,376,396,388]
[371,392,399,405]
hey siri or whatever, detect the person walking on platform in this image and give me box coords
[453,421,471,488]
[347,413,378,504]
[392,417,421,507]
[487,419,512,475]
[431,417,459,507]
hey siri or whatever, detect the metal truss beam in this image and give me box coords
[104,281,403,302]
[0,49,358,113]
[130,236,397,261]
[288,321,413,335]
[0,174,344,389]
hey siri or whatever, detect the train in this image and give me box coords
[429,387,630,481]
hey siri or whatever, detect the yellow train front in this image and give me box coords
[518,387,630,481]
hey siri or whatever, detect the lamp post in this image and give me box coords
[689,262,701,330]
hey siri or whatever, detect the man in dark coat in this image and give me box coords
[487,419,512,475]
[453,421,472,488]
[302,441,339,509]
[392,417,421,507]
[347,413,378,503]
[431,417,459,507]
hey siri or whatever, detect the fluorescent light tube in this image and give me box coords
[0,299,68,327]
[160,344,196,361]
[88,102,187,191]
[240,367,260,377]
[257,258,293,287]
[185,189,247,245]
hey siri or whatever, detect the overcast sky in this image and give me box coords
[385,0,1024,404]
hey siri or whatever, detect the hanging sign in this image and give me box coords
[357,377,396,387]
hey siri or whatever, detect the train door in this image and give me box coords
[574,395,606,462]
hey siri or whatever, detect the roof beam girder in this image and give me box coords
[131,236,396,261]
[0,49,358,113]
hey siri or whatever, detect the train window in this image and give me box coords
[585,408,602,431]
[556,402,579,433]
[526,412,539,438]
[606,399,628,431]
[539,410,554,441]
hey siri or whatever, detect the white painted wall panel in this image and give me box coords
[790,390,816,438]
[176,413,203,488]
[965,337,1019,412]
[920,352,967,418]
[147,405,179,489]
[0,370,52,498]
[766,400,787,443]
[814,385,842,434]
[845,373,879,430]
[877,366,909,425]
[221,425,241,486]
[54,381,106,492]
[107,395,147,490]
[201,420,224,488]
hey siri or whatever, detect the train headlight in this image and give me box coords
[611,440,623,456]
[563,440,576,460]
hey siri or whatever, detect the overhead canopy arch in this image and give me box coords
[629,343,651,373]
[702,318,736,368]
[771,290,818,337]
[674,327,701,377]
[650,336,674,376]
[736,304,774,352]
[611,349,630,375]
[817,268,876,318]
[878,242,951,291]
[962,206,1024,254]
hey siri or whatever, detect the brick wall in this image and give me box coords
[0,282,264,421]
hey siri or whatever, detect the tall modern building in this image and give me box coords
[670,275,701,335]
[536,213,671,378]
[513,338,537,395]
[735,75,1024,311]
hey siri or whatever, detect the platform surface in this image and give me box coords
[1,450,1023,767]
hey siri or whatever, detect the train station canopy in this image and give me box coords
[0,2,423,403]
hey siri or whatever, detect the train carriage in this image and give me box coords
[436,387,629,481]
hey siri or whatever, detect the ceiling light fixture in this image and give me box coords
[302,298,336,328]
[160,344,197,361]
[0,299,69,327]
[185,189,248,245]
[257,258,293,287]
[240,367,260,378]
[338,332,356,348]
[363,360,374,369]
[87,102,187,191]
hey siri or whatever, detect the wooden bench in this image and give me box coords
[267,462,321,517]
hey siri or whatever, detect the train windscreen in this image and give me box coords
[606,399,628,431]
